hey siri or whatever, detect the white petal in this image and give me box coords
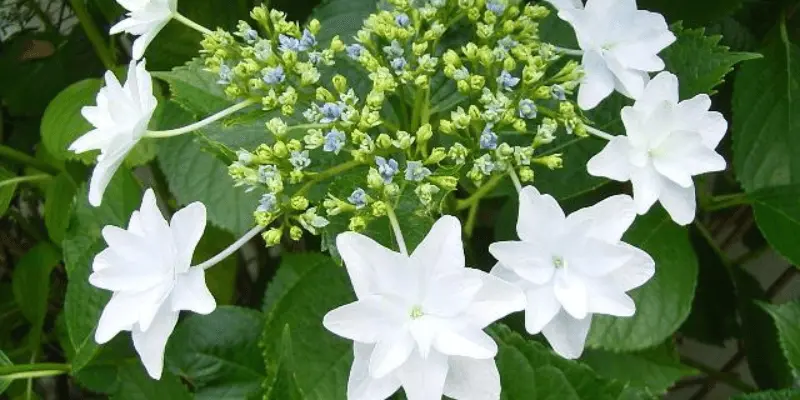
[397,350,449,400]
[585,279,636,317]
[138,188,171,240]
[410,215,465,274]
[630,165,663,215]
[568,239,635,277]
[88,252,164,291]
[516,186,566,243]
[634,71,679,114]
[544,0,584,12]
[69,129,108,153]
[347,343,402,400]
[605,243,656,291]
[541,310,592,359]
[652,130,726,187]
[433,323,497,359]
[170,202,207,273]
[577,50,616,110]
[463,270,526,328]
[658,179,697,226]
[566,194,636,243]
[488,263,524,286]
[422,271,483,317]
[131,26,163,60]
[524,286,561,334]
[586,136,633,182]
[336,232,408,299]
[443,357,501,400]
[170,267,216,314]
[369,333,415,378]
[88,141,136,207]
[607,58,649,100]
[131,304,179,379]
[94,291,140,343]
[488,241,555,285]
[323,296,404,344]
[553,270,588,319]
[676,95,728,149]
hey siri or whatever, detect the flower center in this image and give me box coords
[552,256,565,269]
[409,305,424,319]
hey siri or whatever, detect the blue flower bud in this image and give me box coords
[323,129,346,154]
[551,84,566,101]
[390,57,407,73]
[217,65,234,85]
[289,150,311,170]
[244,29,259,44]
[346,44,365,60]
[299,29,317,51]
[405,161,432,182]
[497,36,518,51]
[257,193,279,213]
[262,66,286,85]
[383,40,405,58]
[320,102,343,123]
[278,34,301,53]
[487,0,506,15]
[479,126,498,150]
[375,156,399,183]
[518,98,538,119]
[254,40,273,61]
[497,70,520,91]
[396,13,411,27]
[347,188,368,209]
[258,165,279,183]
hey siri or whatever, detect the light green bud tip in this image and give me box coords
[263,228,283,247]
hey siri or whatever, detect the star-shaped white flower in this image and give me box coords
[587,72,727,225]
[323,216,525,400]
[70,60,157,207]
[90,189,215,379]
[548,0,676,109]
[489,187,655,359]
[110,0,177,60]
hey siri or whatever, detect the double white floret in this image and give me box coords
[111,0,178,60]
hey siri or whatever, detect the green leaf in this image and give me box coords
[12,243,61,335]
[44,173,77,245]
[749,185,800,268]
[194,226,238,304]
[733,41,800,192]
[63,170,142,372]
[0,167,17,216]
[587,208,698,351]
[263,327,303,400]
[166,306,266,400]
[0,350,12,394]
[156,102,261,235]
[110,364,192,400]
[762,301,800,374]
[662,23,760,99]
[732,389,800,400]
[311,0,376,46]
[582,343,697,394]
[638,0,744,26]
[261,253,354,400]
[492,325,636,399]
[41,79,102,165]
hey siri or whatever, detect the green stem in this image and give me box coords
[455,174,505,211]
[465,202,479,237]
[0,363,71,381]
[145,99,257,138]
[0,145,60,175]
[386,204,408,255]
[173,13,213,36]
[0,174,51,188]
[508,168,522,193]
[295,160,362,196]
[68,0,116,69]
[25,0,57,33]
[705,193,751,212]
[680,356,756,393]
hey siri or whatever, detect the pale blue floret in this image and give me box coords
[405,161,432,182]
[376,156,399,183]
[453,67,470,81]
[346,44,365,60]
[324,129,346,154]
[236,150,253,165]
[391,57,407,73]
[497,70,520,91]
[257,193,278,213]
[497,36,518,51]
[243,29,259,44]
[254,40,272,61]
[320,103,343,123]
[257,165,279,183]
[395,13,410,27]
[299,29,317,51]
[430,0,446,7]
[308,51,323,65]
[348,188,368,209]
[263,66,285,85]
[217,65,234,85]
[383,40,405,58]
[487,0,506,15]
[551,85,567,101]
[518,99,538,119]
[278,34,301,52]
[290,150,311,170]
[479,126,498,150]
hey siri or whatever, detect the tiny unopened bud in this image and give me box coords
[291,196,309,210]
[416,124,433,142]
[535,154,563,170]
[333,74,348,93]
[428,176,458,191]
[376,133,392,149]
[289,226,303,241]
[519,167,534,182]
[349,216,367,232]
[263,228,283,247]
[371,201,387,217]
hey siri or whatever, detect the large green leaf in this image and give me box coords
[733,41,800,192]
[582,343,697,395]
[733,389,800,400]
[156,102,261,235]
[44,172,77,245]
[587,209,698,351]
[0,167,17,217]
[0,350,11,394]
[261,253,354,400]
[12,243,61,337]
[166,306,266,400]
[749,185,800,268]
[762,301,800,374]
[662,23,760,98]
[63,170,142,372]
[194,226,239,304]
[311,0,376,46]
[41,78,102,165]
[492,325,637,400]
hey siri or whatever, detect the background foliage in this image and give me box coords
[0,0,799,399]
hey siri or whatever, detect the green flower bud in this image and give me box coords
[458,0,474,7]
[316,87,335,102]
[413,42,429,56]
[263,227,283,247]
[367,168,384,189]
[462,42,479,60]
[393,131,415,149]
[534,154,563,170]
[330,36,345,52]
[457,80,471,93]
[281,104,294,116]
[414,75,430,89]
[468,105,482,120]
[502,20,516,34]
[496,143,514,159]
[513,119,527,132]
[289,170,304,184]
[503,57,517,72]
[428,176,458,191]
[281,50,298,67]
[451,107,471,129]
[384,183,401,197]
[304,130,324,149]
[291,196,309,210]
[443,49,461,67]
[251,6,268,24]
[469,75,485,91]
[308,19,321,34]
[371,201,387,217]
[273,141,289,158]
[477,22,493,39]
[289,226,303,241]
[426,147,447,165]
[519,167,535,182]
[415,183,441,205]
[467,8,481,21]
[225,86,242,99]
[366,90,385,109]
[416,124,433,143]
[534,86,551,99]
[439,120,455,134]
[448,143,469,165]
[376,134,393,149]
[266,117,288,137]
[478,46,493,67]
[349,216,367,232]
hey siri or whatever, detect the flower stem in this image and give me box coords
[385,204,408,256]
[173,12,213,36]
[0,363,71,381]
[0,145,60,175]
[295,160,362,196]
[585,126,615,141]
[508,169,522,193]
[68,0,116,69]
[464,202,479,237]
[680,355,756,393]
[195,225,265,270]
[145,98,257,138]
[704,193,751,212]
[553,46,584,56]
[0,174,51,188]
[455,174,505,211]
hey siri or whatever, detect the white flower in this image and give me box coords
[549,0,676,109]
[110,0,177,60]
[90,189,215,379]
[489,187,655,359]
[69,60,157,207]
[587,72,727,225]
[323,216,525,400]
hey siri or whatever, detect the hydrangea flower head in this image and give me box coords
[324,216,525,400]
[110,0,177,60]
[90,189,214,378]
